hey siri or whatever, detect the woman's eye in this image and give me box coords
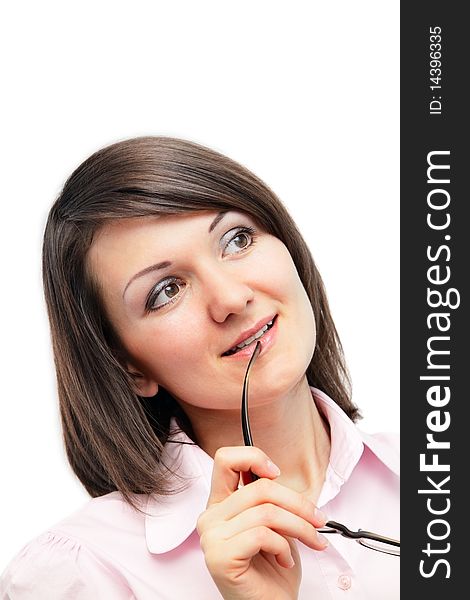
[146,279,185,312]
[223,227,256,256]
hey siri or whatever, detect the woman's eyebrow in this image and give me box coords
[123,211,229,298]
[208,210,228,233]
[123,261,172,298]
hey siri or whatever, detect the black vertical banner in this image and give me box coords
[401,3,467,596]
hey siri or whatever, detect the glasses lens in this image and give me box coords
[357,538,400,556]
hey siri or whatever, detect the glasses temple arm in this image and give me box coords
[241,341,262,481]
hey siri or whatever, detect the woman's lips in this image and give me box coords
[221,315,278,360]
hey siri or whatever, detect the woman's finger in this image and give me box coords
[222,503,329,551]
[210,476,327,529]
[207,446,281,506]
[205,527,297,572]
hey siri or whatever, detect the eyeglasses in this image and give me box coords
[241,341,400,557]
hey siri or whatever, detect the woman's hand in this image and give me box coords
[196,446,328,600]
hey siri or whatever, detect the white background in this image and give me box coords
[0,1,399,570]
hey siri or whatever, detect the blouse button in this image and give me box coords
[337,574,352,590]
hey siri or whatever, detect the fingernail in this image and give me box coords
[266,459,281,476]
[314,507,328,524]
[318,534,329,549]
[286,557,295,568]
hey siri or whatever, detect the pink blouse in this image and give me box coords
[0,388,400,599]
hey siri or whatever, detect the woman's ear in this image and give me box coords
[126,364,159,398]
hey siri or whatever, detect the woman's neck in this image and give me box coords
[179,377,331,506]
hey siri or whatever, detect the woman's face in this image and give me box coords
[87,210,316,409]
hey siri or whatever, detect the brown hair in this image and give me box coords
[42,136,360,507]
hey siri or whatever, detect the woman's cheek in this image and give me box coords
[147,321,206,379]
[256,244,299,301]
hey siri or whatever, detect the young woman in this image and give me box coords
[0,137,399,599]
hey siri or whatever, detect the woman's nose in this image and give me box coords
[202,264,255,323]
